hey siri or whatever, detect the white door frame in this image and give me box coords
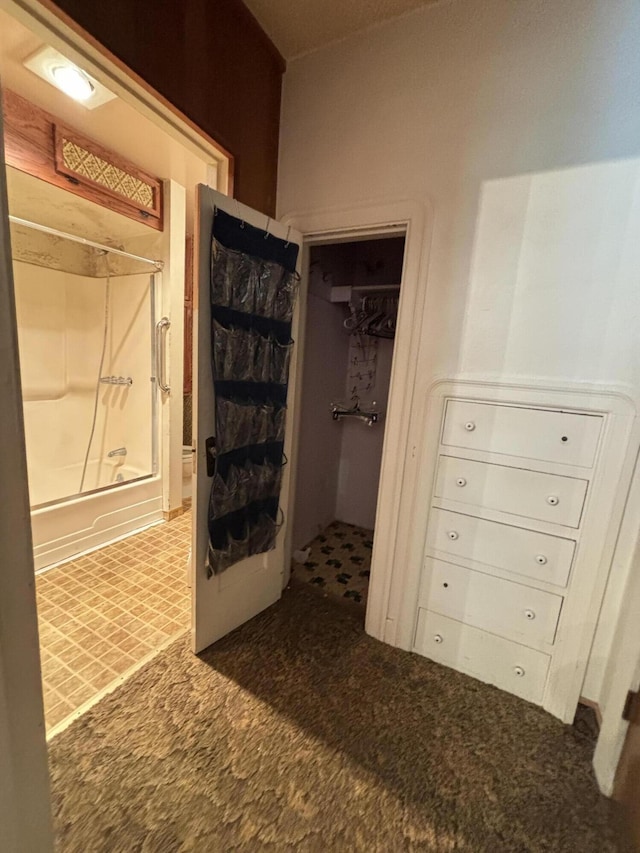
[281,198,433,642]
[0,91,53,851]
[593,446,640,793]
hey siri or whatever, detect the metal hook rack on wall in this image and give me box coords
[330,400,382,427]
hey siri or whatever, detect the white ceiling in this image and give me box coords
[243,0,441,60]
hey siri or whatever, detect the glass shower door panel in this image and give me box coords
[14,259,157,507]
[87,272,156,493]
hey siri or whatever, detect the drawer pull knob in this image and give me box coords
[464,421,476,432]
[433,634,443,644]
[456,477,467,487]
[447,530,459,540]
[561,436,569,443]
[546,495,560,506]
[514,666,526,677]
[535,554,548,565]
[524,609,536,621]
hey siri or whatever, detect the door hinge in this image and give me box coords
[622,690,640,724]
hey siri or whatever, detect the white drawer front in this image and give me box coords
[422,558,563,646]
[414,609,550,705]
[427,508,575,587]
[435,456,588,528]
[442,400,602,468]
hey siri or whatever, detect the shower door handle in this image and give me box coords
[155,317,171,394]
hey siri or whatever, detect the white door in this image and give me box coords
[191,185,303,653]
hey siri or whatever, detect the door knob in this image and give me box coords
[447,530,459,540]
[456,477,467,487]
[535,554,548,565]
[464,422,476,432]
[433,634,443,644]
[514,666,525,677]
[546,495,559,506]
[524,609,536,621]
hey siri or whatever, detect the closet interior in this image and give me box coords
[292,235,405,612]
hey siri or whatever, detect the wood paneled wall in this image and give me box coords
[47,0,285,216]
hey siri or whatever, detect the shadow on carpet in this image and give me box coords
[49,583,631,852]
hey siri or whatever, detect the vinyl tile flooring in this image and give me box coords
[36,508,191,735]
[291,520,373,606]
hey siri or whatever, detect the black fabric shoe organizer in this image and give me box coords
[206,208,299,577]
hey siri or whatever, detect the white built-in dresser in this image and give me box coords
[413,381,636,722]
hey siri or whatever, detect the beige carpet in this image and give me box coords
[49,583,630,852]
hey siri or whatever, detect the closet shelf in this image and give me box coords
[330,283,400,303]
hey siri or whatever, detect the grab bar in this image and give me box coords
[155,317,171,394]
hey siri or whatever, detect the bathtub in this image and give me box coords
[31,463,163,571]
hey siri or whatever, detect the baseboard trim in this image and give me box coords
[164,506,185,522]
[579,696,603,727]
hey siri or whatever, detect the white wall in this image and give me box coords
[279,0,640,707]
[293,265,349,549]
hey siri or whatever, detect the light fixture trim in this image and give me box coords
[23,46,116,110]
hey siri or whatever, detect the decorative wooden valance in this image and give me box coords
[2,89,163,230]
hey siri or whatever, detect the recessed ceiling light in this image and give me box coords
[51,64,94,102]
[23,46,116,110]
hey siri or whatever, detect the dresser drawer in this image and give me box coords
[442,400,602,468]
[414,609,551,704]
[426,508,575,587]
[422,558,563,646]
[435,456,588,528]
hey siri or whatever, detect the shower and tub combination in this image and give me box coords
[12,217,170,570]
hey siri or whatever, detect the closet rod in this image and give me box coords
[8,215,164,270]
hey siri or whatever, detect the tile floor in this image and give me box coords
[291,520,373,607]
[36,508,192,735]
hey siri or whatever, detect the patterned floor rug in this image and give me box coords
[48,583,631,852]
[291,520,373,606]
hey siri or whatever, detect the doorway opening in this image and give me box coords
[291,234,406,619]
[0,2,230,736]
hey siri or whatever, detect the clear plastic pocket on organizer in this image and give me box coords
[272,405,287,443]
[252,404,272,445]
[271,338,293,384]
[213,321,255,382]
[252,333,271,383]
[248,511,282,557]
[209,523,251,574]
[250,461,283,504]
[273,271,300,322]
[210,462,254,519]
[216,399,257,453]
[254,260,283,317]
[211,240,253,308]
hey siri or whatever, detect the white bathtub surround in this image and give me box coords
[31,475,163,571]
[14,263,155,507]
[13,251,163,569]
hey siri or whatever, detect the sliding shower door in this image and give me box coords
[12,235,159,507]
[73,271,158,497]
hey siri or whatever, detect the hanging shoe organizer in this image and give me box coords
[207,208,299,577]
